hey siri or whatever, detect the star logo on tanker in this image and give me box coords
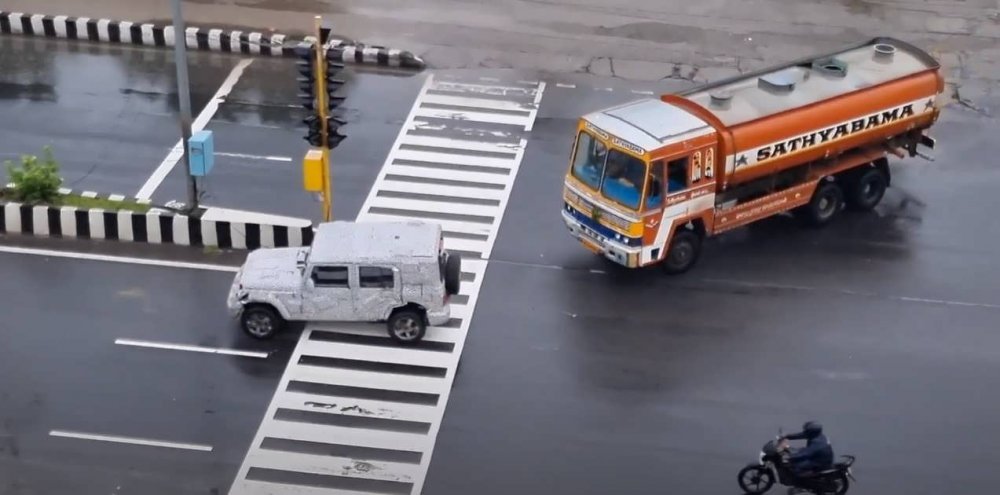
[736,154,748,168]
[925,98,935,110]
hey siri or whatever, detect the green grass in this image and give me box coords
[0,190,152,213]
[56,194,151,213]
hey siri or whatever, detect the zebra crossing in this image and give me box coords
[228,73,546,495]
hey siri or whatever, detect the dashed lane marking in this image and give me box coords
[49,430,213,452]
[0,245,239,273]
[228,73,546,495]
[114,338,270,359]
[216,152,294,162]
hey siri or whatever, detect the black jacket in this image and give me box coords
[785,431,834,468]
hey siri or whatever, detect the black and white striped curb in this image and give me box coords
[0,11,426,69]
[1,186,314,250]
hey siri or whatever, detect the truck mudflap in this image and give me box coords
[920,132,936,150]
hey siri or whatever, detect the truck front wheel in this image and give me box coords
[661,229,702,275]
[846,167,887,211]
[388,308,427,345]
[803,181,843,227]
[241,305,285,339]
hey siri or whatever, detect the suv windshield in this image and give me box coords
[571,131,607,189]
[600,150,647,209]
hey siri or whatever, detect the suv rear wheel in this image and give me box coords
[241,305,285,339]
[387,308,427,344]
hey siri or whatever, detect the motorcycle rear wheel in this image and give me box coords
[737,465,775,494]
[823,473,849,495]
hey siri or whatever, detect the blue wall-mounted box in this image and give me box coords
[188,130,215,177]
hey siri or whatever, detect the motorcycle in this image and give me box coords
[737,430,856,494]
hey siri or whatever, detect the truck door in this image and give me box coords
[302,265,356,321]
[354,266,403,321]
[647,151,708,260]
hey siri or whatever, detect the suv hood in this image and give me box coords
[238,247,306,292]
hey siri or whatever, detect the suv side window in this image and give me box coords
[359,266,395,289]
[311,266,349,287]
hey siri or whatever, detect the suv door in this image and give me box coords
[355,265,402,321]
[301,265,356,321]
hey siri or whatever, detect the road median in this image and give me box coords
[0,10,425,70]
[1,185,314,250]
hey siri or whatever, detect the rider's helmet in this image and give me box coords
[802,421,823,438]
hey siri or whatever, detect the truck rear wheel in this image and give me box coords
[846,167,887,211]
[803,181,843,227]
[661,229,701,275]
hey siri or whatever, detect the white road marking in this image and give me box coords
[49,430,213,451]
[215,152,293,162]
[114,338,269,359]
[556,82,576,89]
[0,245,239,273]
[135,58,254,200]
[631,89,655,95]
[524,81,546,132]
[228,74,546,495]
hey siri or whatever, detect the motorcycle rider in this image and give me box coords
[780,421,834,476]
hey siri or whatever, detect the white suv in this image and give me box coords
[226,220,461,344]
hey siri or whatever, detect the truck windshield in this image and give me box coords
[600,149,647,209]
[571,131,607,189]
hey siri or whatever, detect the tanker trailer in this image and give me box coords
[561,37,944,274]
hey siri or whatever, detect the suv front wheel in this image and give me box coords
[241,305,285,339]
[387,308,427,344]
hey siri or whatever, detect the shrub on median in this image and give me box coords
[3,146,63,204]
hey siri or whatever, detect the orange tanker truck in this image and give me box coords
[561,37,945,274]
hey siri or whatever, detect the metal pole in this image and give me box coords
[171,0,199,211]
[314,15,332,222]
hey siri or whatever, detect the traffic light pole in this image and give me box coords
[297,16,346,223]
[313,16,333,222]
[170,0,199,212]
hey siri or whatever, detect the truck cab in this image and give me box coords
[226,220,461,344]
[562,98,718,273]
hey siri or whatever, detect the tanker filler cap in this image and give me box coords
[709,90,733,109]
[813,57,848,78]
[758,68,801,94]
[873,43,896,62]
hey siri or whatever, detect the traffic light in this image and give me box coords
[325,116,348,148]
[295,41,348,150]
[294,44,318,112]
[324,49,347,114]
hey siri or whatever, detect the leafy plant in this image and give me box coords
[4,146,63,204]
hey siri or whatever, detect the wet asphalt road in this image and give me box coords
[3,31,1000,495]
[0,249,301,495]
[0,35,422,221]
[423,81,1000,495]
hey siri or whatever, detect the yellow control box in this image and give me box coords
[302,149,325,192]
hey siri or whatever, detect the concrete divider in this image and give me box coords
[0,187,315,249]
[0,10,426,69]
